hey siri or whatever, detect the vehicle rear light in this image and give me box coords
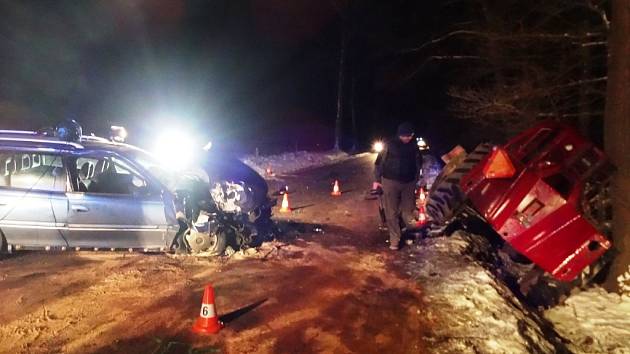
[483,147,516,179]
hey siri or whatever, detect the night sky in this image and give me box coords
[0,1,465,155]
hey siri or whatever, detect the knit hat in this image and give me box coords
[397,122,414,136]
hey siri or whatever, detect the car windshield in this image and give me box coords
[125,146,210,192]
[125,147,176,189]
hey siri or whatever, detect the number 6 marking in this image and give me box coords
[200,304,216,318]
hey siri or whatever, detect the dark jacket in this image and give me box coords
[374,138,421,183]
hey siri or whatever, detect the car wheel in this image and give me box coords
[427,143,492,224]
[186,229,228,256]
[206,230,228,256]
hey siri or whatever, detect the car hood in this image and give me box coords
[199,152,269,203]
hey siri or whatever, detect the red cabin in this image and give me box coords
[459,122,613,281]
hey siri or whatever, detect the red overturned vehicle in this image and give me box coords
[427,121,614,305]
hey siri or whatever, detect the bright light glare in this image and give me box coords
[203,141,213,151]
[152,131,198,170]
[417,137,429,150]
[373,141,385,153]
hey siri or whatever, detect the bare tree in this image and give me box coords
[403,0,609,138]
[334,30,346,151]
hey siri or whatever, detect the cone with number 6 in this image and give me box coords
[192,284,223,334]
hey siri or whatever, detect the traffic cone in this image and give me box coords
[331,180,342,196]
[279,192,291,213]
[417,205,428,226]
[417,187,427,207]
[192,284,223,335]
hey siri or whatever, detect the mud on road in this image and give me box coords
[0,154,430,354]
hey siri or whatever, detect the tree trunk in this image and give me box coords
[350,75,358,152]
[604,0,630,293]
[334,31,347,151]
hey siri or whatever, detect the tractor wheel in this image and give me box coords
[427,143,492,224]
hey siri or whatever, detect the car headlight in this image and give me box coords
[373,141,385,153]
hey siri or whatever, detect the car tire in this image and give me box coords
[427,143,492,224]
[205,230,228,256]
[185,228,228,256]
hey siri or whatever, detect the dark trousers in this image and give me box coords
[382,178,416,247]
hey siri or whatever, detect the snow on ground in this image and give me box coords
[399,231,568,354]
[241,150,366,177]
[545,288,630,353]
[400,230,630,354]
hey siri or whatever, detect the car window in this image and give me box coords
[0,152,67,192]
[74,156,148,195]
[520,129,558,165]
[127,148,174,188]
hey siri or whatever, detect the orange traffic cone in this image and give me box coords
[417,187,427,207]
[331,180,342,196]
[417,205,428,226]
[279,192,291,213]
[192,284,223,335]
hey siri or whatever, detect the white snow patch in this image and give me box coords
[241,150,365,178]
[545,287,630,353]
[616,264,630,295]
[400,231,564,353]
[403,230,630,353]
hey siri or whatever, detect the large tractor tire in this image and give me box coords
[426,143,492,224]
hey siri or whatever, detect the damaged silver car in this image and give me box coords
[0,120,274,256]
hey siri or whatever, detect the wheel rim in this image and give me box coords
[187,230,221,253]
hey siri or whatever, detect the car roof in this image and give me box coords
[0,130,142,155]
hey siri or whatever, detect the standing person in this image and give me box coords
[373,122,421,250]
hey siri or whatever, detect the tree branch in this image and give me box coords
[581,41,607,47]
[401,30,605,54]
[585,0,610,30]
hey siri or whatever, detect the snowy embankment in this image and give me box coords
[241,150,366,178]
[401,231,630,354]
[399,231,567,353]
[545,288,630,353]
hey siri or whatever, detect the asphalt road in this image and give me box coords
[0,154,429,354]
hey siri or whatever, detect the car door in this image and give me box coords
[65,153,170,249]
[0,150,69,250]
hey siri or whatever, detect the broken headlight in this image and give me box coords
[210,181,255,214]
